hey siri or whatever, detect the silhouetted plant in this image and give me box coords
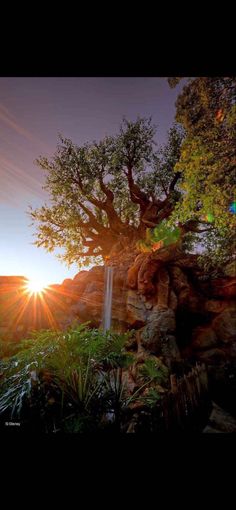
[139,358,169,385]
[141,387,162,408]
[0,324,139,432]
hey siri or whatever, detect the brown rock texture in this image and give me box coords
[0,258,235,371]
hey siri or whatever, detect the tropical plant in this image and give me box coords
[141,387,162,408]
[139,358,169,385]
[0,325,141,432]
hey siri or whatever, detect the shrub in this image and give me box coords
[0,324,138,432]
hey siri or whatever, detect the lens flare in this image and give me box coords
[204,213,214,223]
[229,201,236,214]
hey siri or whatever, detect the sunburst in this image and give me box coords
[26,278,47,295]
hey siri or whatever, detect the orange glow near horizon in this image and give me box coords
[0,275,88,335]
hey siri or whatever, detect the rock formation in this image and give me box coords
[0,259,235,371]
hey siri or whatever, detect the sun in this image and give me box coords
[26,279,47,294]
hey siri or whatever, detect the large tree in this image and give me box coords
[168,77,236,269]
[30,78,236,272]
[30,118,185,267]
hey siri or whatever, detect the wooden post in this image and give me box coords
[193,367,201,396]
[170,374,177,393]
[199,363,208,392]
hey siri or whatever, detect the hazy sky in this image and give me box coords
[0,77,184,285]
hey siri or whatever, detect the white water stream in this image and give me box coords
[102,266,114,332]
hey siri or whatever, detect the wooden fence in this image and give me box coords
[132,364,211,432]
[144,363,211,432]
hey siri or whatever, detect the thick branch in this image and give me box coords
[78,200,107,235]
[179,220,213,235]
[71,173,106,210]
[98,177,114,202]
[169,172,181,193]
[71,173,126,233]
[140,196,174,228]
[124,165,150,212]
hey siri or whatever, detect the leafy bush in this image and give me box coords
[0,324,138,432]
[141,387,162,408]
[139,358,169,385]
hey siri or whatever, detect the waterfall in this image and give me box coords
[102,266,114,332]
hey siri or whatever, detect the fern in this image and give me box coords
[140,358,169,384]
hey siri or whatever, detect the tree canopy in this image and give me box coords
[30,118,185,267]
[169,77,236,268]
[30,78,236,271]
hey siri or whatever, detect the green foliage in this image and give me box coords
[136,221,181,253]
[29,81,235,269]
[30,118,154,265]
[0,324,138,432]
[141,387,161,408]
[167,77,182,89]
[30,118,185,266]
[140,358,169,385]
[152,223,180,246]
[135,359,169,411]
[169,77,236,264]
[152,124,185,198]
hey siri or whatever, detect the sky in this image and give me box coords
[0,77,184,286]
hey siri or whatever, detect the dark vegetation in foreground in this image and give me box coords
[2,326,236,433]
[0,324,173,433]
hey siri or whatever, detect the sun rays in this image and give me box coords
[26,278,47,295]
[0,276,84,335]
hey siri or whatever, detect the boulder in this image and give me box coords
[70,302,88,321]
[126,290,147,326]
[111,292,127,323]
[197,348,227,363]
[62,278,73,287]
[156,267,169,308]
[82,290,103,318]
[209,277,236,299]
[141,307,179,360]
[168,289,178,311]
[138,256,160,296]
[205,300,228,314]
[73,271,89,282]
[169,265,189,295]
[88,266,105,283]
[161,335,181,363]
[203,402,236,433]
[70,280,90,296]
[84,281,103,294]
[113,268,127,289]
[191,326,218,350]
[212,310,236,344]
[127,253,147,290]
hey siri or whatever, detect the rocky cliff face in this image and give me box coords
[1,258,235,371]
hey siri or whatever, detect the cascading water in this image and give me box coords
[102,266,114,332]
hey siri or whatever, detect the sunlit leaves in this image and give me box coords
[169,77,236,266]
[136,222,181,253]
